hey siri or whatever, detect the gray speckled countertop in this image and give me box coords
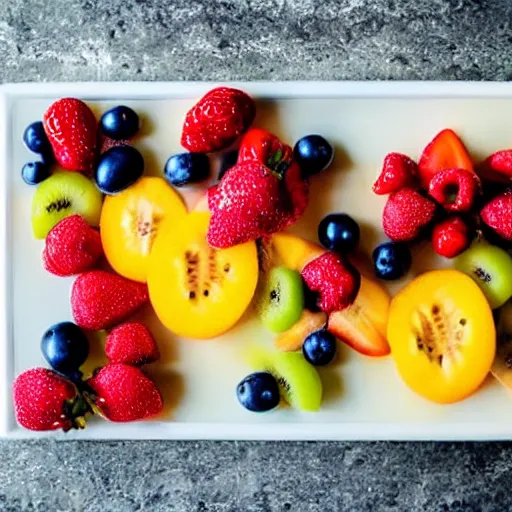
[1,1,512,511]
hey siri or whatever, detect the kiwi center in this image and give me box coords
[46,198,72,213]
[413,302,467,367]
[184,247,229,302]
[473,265,492,284]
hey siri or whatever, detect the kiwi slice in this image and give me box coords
[454,242,512,309]
[259,266,304,333]
[31,172,103,239]
[248,348,322,411]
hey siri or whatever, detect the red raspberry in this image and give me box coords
[372,152,418,195]
[428,168,480,212]
[432,217,470,258]
[301,252,360,313]
[382,188,436,242]
[481,189,512,240]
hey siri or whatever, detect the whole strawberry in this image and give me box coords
[432,217,470,258]
[181,87,255,153]
[481,189,512,240]
[382,188,436,242]
[43,215,103,277]
[301,252,360,314]
[43,98,98,171]
[87,364,163,422]
[105,322,160,366]
[13,368,89,431]
[372,153,418,195]
[484,150,512,179]
[207,128,309,248]
[71,271,149,330]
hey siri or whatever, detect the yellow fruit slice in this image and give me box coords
[100,177,187,283]
[387,269,495,404]
[271,233,325,272]
[147,212,258,339]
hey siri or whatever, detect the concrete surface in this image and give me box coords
[1,0,512,511]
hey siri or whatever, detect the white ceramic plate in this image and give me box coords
[3,81,512,440]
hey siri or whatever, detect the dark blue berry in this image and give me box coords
[41,322,89,380]
[94,145,144,194]
[100,106,140,140]
[164,152,210,187]
[218,150,239,181]
[318,213,360,254]
[236,372,280,412]
[293,135,334,177]
[302,329,336,366]
[23,121,52,155]
[372,242,412,281]
[21,161,51,185]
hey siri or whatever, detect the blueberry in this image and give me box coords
[372,242,412,281]
[293,135,334,177]
[41,322,89,380]
[318,213,360,254]
[21,161,51,185]
[236,372,280,412]
[302,329,336,366]
[100,106,140,140]
[164,152,210,187]
[94,145,144,194]
[23,121,52,155]
[218,150,239,181]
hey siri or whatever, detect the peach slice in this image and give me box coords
[327,276,391,357]
[269,233,326,272]
[274,310,327,351]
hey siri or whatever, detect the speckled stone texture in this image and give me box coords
[2,0,512,511]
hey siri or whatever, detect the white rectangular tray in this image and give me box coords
[3,81,512,440]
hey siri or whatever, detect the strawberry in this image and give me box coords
[13,368,90,431]
[301,252,360,314]
[43,215,103,277]
[372,152,418,195]
[481,189,512,240]
[382,188,436,242]
[71,271,149,330]
[43,98,98,172]
[207,128,309,248]
[105,322,160,366]
[237,128,309,226]
[418,129,474,189]
[428,168,480,212]
[483,150,512,179]
[87,364,163,422]
[181,87,256,153]
[432,217,470,258]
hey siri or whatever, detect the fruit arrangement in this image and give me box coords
[13,87,512,432]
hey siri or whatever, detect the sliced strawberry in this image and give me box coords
[418,129,474,189]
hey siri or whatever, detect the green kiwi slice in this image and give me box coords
[31,172,103,239]
[454,242,512,309]
[248,348,322,411]
[259,266,305,333]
